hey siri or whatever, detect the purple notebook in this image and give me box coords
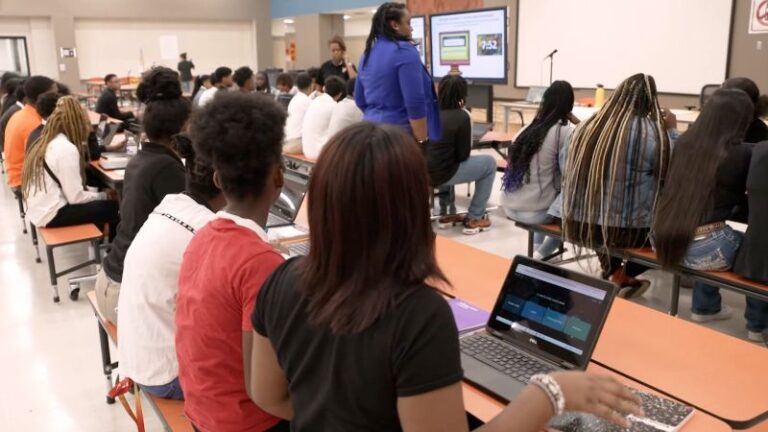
[448,298,490,333]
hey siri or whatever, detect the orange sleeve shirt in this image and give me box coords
[4,105,42,188]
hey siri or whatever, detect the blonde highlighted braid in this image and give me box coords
[22,96,91,200]
[562,73,671,255]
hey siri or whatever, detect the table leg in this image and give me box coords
[503,106,510,134]
[670,274,681,316]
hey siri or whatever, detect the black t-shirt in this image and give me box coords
[702,142,753,224]
[427,109,472,186]
[252,258,463,432]
[177,60,195,81]
[317,60,354,86]
[102,142,185,282]
[735,141,768,282]
[95,89,134,122]
[745,118,768,144]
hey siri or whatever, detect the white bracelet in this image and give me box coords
[530,374,565,416]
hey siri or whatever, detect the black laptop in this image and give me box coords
[460,256,616,402]
[267,171,309,229]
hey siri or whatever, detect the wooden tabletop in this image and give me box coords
[434,236,768,429]
[478,131,514,143]
[283,151,316,164]
[89,160,125,183]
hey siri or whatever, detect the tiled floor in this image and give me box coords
[0,161,762,431]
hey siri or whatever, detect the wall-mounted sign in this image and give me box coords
[750,0,768,34]
[60,47,77,58]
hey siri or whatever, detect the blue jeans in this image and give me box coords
[141,377,184,400]
[440,155,496,220]
[684,227,744,313]
[504,209,560,258]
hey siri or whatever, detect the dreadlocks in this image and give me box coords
[562,73,671,253]
[22,96,90,199]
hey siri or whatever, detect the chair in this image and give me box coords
[12,187,27,234]
[700,84,721,109]
[35,223,103,303]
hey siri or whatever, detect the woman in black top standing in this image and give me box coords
[248,122,642,432]
[734,143,768,343]
[722,77,768,143]
[653,89,755,336]
[95,66,190,324]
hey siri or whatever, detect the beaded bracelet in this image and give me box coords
[530,374,566,416]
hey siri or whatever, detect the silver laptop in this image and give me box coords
[460,255,616,402]
[266,171,309,228]
[526,86,548,104]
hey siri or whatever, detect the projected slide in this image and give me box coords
[429,8,507,83]
[411,15,426,65]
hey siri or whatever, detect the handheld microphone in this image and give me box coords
[546,49,558,58]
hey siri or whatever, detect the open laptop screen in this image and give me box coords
[271,172,308,222]
[487,257,614,369]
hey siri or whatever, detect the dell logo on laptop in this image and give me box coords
[529,338,537,345]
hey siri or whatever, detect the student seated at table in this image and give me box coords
[175,91,289,432]
[654,89,755,335]
[21,96,119,235]
[306,67,321,99]
[234,66,256,93]
[191,74,211,108]
[0,79,24,158]
[198,66,233,108]
[502,81,579,257]
[248,122,643,432]
[95,74,136,123]
[255,71,271,95]
[0,71,19,106]
[562,73,678,298]
[426,75,495,235]
[722,77,768,143]
[301,75,345,160]
[274,73,296,110]
[5,75,57,190]
[735,140,768,342]
[283,73,312,154]
[96,66,190,324]
[118,139,226,401]
[326,77,363,139]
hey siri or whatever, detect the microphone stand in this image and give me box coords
[545,50,557,85]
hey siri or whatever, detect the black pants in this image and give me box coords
[47,200,119,240]
[192,420,290,432]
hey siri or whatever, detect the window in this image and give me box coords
[0,37,30,76]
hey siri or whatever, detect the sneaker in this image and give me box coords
[463,218,491,235]
[691,305,733,323]
[437,214,465,229]
[747,330,766,343]
[610,271,651,299]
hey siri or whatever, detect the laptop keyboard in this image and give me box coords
[287,241,310,256]
[267,213,287,227]
[460,333,555,382]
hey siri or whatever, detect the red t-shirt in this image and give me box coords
[176,212,284,432]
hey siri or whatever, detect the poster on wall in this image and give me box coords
[159,35,179,60]
[750,0,768,33]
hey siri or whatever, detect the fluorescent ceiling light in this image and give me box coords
[343,15,351,20]
[370,9,377,13]
[283,18,294,24]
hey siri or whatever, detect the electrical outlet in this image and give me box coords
[758,40,763,50]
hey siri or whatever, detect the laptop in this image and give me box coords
[525,86,548,104]
[460,255,616,402]
[266,171,309,228]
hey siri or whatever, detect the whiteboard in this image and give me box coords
[516,0,733,94]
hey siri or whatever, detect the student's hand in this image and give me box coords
[661,108,677,130]
[105,189,119,201]
[550,371,644,428]
[567,112,581,125]
[107,138,128,152]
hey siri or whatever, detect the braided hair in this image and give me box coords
[562,73,671,253]
[363,2,410,67]
[502,81,574,192]
[22,96,90,199]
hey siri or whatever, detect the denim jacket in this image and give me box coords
[552,116,679,227]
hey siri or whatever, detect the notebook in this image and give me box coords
[549,388,695,432]
[447,299,490,333]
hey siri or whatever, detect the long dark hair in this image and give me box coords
[653,89,753,267]
[503,81,574,192]
[191,74,210,99]
[722,77,762,119]
[362,2,410,67]
[301,122,448,334]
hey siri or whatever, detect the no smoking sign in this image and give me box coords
[750,0,768,33]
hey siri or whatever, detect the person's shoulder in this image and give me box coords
[397,285,451,319]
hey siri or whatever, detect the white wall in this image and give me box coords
[74,19,257,79]
[0,17,58,78]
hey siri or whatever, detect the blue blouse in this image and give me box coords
[355,37,441,141]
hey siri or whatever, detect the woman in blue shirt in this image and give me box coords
[355,2,440,144]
